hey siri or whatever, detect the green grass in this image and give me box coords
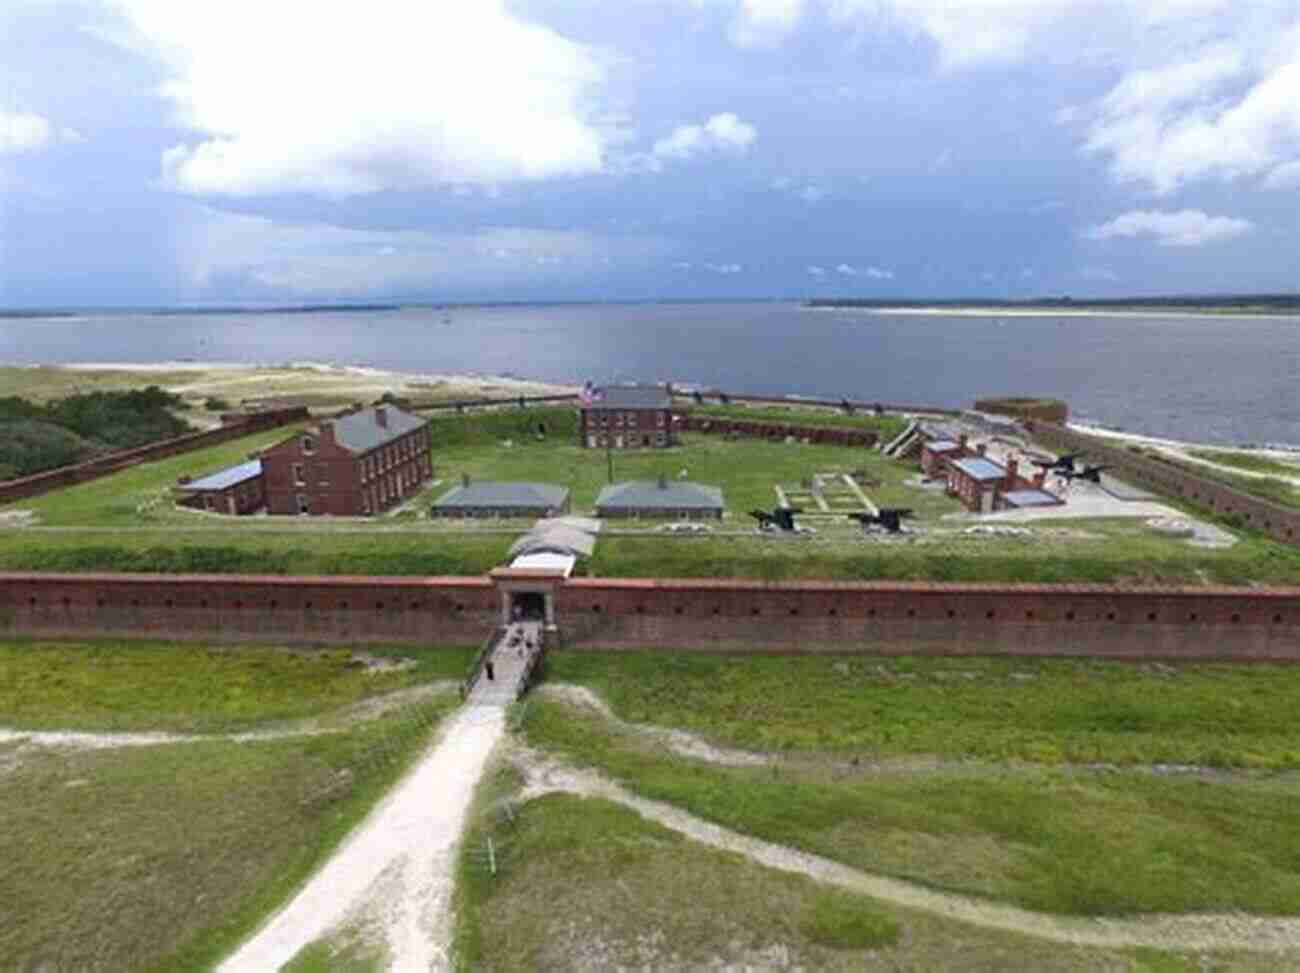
[0,695,458,973]
[523,698,1300,916]
[0,638,474,732]
[1189,449,1300,478]
[544,651,1300,768]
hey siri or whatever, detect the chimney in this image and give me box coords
[375,406,388,429]
[958,433,969,452]
[657,473,668,490]
[1005,457,1019,490]
[976,443,987,457]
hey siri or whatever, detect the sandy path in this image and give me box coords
[219,704,504,972]
[517,754,1300,953]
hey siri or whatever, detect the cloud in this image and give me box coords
[174,206,669,297]
[834,263,856,275]
[797,185,828,203]
[1082,209,1254,247]
[652,112,758,161]
[1263,159,1300,189]
[807,264,827,276]
[704,262,743,273]
[729,0,806,47]
[0,108,78,153]
[106,0,607,197]
[1077,266,1120,281]
[864,265,894,279]
[1075,32,1300,194]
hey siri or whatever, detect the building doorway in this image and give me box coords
[512,591,547,621]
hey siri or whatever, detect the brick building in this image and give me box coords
[578,384,675,449]
[431,479,570,519]
[176,459,265,515]
[261,405,432,516]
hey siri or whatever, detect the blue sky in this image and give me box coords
[1,0,1297,305]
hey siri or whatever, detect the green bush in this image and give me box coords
[799,891,900,950]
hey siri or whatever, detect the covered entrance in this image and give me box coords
[489,565,568,633]
[512,591,546,621]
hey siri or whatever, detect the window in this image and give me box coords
[656,411,665,427]
[362,494,371,514]
[302,435,316,454]
[318,465,329,487]
[297,494,309,514]
[656,432,666,446]
[292,463,305,486]
[615,413,624,426]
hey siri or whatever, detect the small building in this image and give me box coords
[176,459,264,515]
[260,405,432,516]
[947,456,1007,513]
[595,478,723,519]
[579,384,675,449]
[920,438,964,477]
[431,480,570,519]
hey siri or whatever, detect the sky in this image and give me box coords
[1,0,1297,306]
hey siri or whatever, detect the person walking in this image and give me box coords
[485,660,495,681]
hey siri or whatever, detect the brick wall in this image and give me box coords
[0,407,309,506]
[555,578,1300,660]
[678,415,879,447]
[0,573,496,646]
[1028,422,1300,547]
[3,572,1296,658]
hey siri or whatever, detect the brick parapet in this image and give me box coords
[0,407,309,506]
[678,415,879,447]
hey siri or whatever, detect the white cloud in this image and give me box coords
[1082,209,1254,247]
[652,112,758,161]
[704,262,743,273]
[865,265,894,279]
[797,185,828,203]
[730,0,806,47]
[1076,32,1300,194]
[1077,266,1120,281]
[107,0,607,197]
[807,264,827,276]
[0,108,78,154]
[175,206,668,297]
[1264,160,1300,188]
[834,263,856,275]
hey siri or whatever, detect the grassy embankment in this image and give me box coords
[0,639,472,972]
[1188,448,1300,478]
[1124,445,1300,510]
[4,405,1298,583]
[516,652,1300,918]
[683,400,910,441]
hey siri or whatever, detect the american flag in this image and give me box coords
[579,381,603,405]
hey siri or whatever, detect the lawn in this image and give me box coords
[0,638,474,732]
[1188,448,1300,478]
[522,697,1300,917]
[0,694,458,973]
[683,400,910,441]
[543,651,1300,768]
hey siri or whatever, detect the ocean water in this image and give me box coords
[2,302,1297,447]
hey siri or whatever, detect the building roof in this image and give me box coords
[510,552,577,577]
[950,457,1007,481]
[925,439,960,452]
[329,406,425,453]
[508,523,597,558]
[596,480,724,510]
[433,481,569,510]
[1002,489,1061,508]
[182,459,263,492]
[584,384,672,410]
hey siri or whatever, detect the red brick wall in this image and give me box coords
[0,573,496,646]
[555,578,1300,660]
[0,407,308,506]
[262,424,431,516]
[578,407,673,448]
[5,575,1297,660]
[678,415,879,447]
[1029,423,1300,547]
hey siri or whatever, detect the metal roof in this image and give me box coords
[596,480,724,510]
[182,459,263,492]
[949,457,1007,481]
[926,440,960,452]
[510,552,576,576]
[329,406,425,453]
[433,481,569,510]
[584,385,672,410]
[1002,489,1061,508]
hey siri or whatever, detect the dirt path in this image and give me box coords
[0,684,456,752]
[220,704,504,972]
[515,752,1300,953]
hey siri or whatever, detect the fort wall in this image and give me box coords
[677,415,879,447]
[3,572,1297,660]
[0,407,310,506]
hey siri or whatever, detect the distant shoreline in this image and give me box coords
[813,305,1300,320]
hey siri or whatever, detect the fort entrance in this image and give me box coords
[489,566,567,632]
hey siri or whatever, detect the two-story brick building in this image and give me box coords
[260,405,432,516]
[578,384,675,449]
